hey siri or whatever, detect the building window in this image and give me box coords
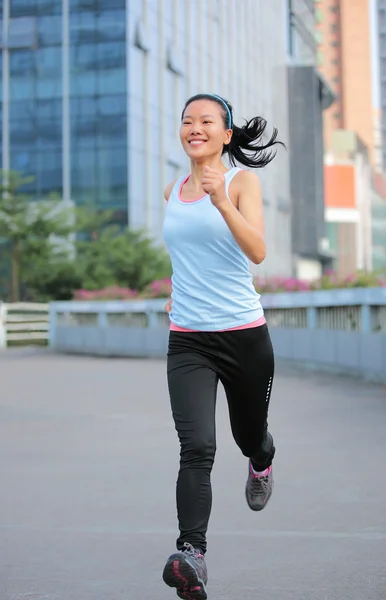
[379,9,386,29]
[331,41,339,48]
[330,23,338,34]
[315,8,323,23]
[317,51,324,66]
[8,17,36,48]
[380,33,386,55]
[333,112,341,120]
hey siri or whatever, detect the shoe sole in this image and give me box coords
[162,555,207,600]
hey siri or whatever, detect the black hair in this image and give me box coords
[181,93,285,168]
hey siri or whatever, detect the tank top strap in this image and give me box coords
[225,167,243,200]
[168,176,186,203]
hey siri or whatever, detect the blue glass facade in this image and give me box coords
[8,1,62,197]
[69,0,127,213]
[1,0,128,220]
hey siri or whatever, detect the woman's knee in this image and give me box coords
[179,434,216,468]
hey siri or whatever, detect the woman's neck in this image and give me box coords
[189,160,229,190]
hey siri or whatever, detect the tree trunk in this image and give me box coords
[11,240,20,302]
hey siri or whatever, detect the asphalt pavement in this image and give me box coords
[1,350,385,600]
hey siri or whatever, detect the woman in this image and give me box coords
[161,93,283,600]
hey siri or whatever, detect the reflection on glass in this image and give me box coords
[70,5,128,214]
[9,8,63,198]
[38,15,61,46]
[6,1,128,217]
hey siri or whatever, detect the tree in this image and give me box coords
[0,170,172,302]
[75,226,172,291]
[0,170,75,301]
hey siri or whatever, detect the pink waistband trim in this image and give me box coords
[170,315,266,333]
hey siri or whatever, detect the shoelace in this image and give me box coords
[251,474,270,497]
[182,542,203,558]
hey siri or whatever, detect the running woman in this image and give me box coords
[161,93,283,600]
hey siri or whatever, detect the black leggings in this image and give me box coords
[167,324,275,554]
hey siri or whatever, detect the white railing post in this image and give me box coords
[49,303,57,348]
[0,303,8,349]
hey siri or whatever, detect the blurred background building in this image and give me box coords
[287,0,335,281]
[1,0,128,221]
[127,0,291,277]
[0,0,385,283]
[0,0,291,277]
[315,0,386,277]
[316,0,375,163]
[378,0,386,170]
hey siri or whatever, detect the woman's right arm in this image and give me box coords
[164,180,177,313]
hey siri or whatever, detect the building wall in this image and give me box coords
[378,0,386,170]
[373,107,383,172]
[127,0,292,277]
[324,147,373,276]
[288,0,317,64]
[340,0,374,163]
[371,171,386,270]
[324,164,356,208]
[316,0,375,165]
[315,0,343,150]
[287,66,326,260]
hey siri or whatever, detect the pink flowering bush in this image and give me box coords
[253,276,311,293]
[141,278,173,299]
[73,286,139,301]
[72,271,385,301]
[254,270,386,294]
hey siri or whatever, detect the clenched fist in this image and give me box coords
[202,166,228,208]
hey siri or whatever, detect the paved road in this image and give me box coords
[0,350,385,600]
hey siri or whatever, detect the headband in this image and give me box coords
[208,94,232,129]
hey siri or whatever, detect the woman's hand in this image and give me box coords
[164,298,172,314]
[202,166,228,208]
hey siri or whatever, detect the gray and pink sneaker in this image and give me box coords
[162,542,208,600]
[245,461,273,511]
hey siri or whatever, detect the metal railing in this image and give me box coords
[48,287,386,383]
[0,302,49,348]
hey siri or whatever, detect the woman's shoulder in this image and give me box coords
[164,178,180,202]
[228,168,261,192]
[231,168,260,184]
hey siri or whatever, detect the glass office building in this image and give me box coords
[1,0,128,221]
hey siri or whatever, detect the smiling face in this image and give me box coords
[179,99,232,162]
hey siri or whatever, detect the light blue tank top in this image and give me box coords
[162,167,264,331]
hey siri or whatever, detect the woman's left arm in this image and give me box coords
[205,168,266,264]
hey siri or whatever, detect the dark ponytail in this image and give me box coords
[182,93,285,169]
[226,117,285,168]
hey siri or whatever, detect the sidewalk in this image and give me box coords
[0,353,385,599]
